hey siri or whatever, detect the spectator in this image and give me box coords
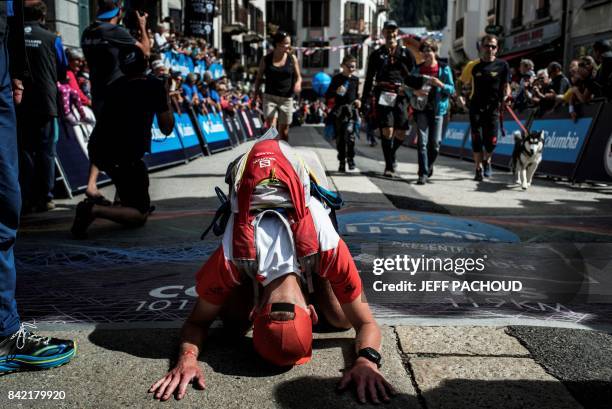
[81,0,151,201]
[528,69,551,110]
[410,39,455,185]
[513,59,535,111]
[65,48,91,107]
[546,62,571,97]
[0,0,76,374]
[17,0,67,212]
[593,39,612,100]
[71,48,174,239]
[253,31,302,141]
[325,54,361,172]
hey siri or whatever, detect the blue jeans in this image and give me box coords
[0,38,21,336]
[414,110,443,177]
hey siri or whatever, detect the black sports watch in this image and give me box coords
[357,347,382,368]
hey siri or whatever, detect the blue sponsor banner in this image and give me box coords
[495,120,525,156]
[441,121,469,149]
[175,113,203,159]
[197,113,231,151]
[144,115,186,169]
[531,117,592,164]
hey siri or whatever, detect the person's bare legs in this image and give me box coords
[86,163,102,198]
[381,127,394,174]
[278,123,289,142]
[91,204,148,227]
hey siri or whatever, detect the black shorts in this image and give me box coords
[103,160,151,214]
[469,110,499,153]
[376,95,410,131]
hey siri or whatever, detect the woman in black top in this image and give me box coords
[253,31,302,141]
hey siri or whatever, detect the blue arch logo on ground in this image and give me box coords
[337,209,520,243]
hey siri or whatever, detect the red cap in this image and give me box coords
[253,303,313,366]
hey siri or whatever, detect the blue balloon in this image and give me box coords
[312,72,332,96]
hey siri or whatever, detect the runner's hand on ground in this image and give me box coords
[149,357,206,401]
[337,358,396,404]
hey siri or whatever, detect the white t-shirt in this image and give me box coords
[254,211,301,286]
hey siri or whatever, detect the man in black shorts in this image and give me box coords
[71,48,174,238]
[466,34,510,181]
[362,21,442,176]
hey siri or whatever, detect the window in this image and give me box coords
[266,1,295,34]
[302,41,329,68]
[303,0,330,27]
[512,0,523,28]
[536,0,550,19]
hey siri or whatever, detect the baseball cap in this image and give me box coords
[383,20,399,30]
[97,0,122,20]
[253,303,313,367]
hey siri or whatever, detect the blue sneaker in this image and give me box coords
[483,162,493,178]
[0,323,76,373]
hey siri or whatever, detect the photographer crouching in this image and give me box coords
[71,47,175,238]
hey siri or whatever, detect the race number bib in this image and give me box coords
[378,91,397,107]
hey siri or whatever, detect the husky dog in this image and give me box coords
[511,130,545,190]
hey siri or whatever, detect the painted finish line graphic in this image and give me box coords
[12,210,610,328]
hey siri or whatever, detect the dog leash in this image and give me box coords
[503,103,529,135]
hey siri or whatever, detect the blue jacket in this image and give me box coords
[410,62,455,116]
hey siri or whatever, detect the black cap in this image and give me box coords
[383,20,398,30]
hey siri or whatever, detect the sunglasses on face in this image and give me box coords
[345,64,356,69]
[483,44,498,49]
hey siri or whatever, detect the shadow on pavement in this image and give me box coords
[274,376,420,409]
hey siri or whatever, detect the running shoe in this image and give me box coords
[417,175,428,185]
[347,159,355,170]
[483,162,493,178]
[338,162,346,173]
[0,323,76,373]
[474,168,484,182]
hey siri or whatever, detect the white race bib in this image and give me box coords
[378,91,397,107]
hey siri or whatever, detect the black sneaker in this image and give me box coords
[0,323,76,373]
[417,175,427,185]
[347,159,355,170]
[474,168,484,181]
[338,162,346,172]
[71,199,95,239]
[483,162,493,178]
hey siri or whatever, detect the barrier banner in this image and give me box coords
[198,112,232,152]
[529,103,600,178]
[222,114,240,146]
[232,114,248,143]
[239,109,255,139]
[175,112,204,159]
[55,107,109,193]
[440,115,469,158]
[144,114,187,170]
[248,110,264,137]
[491,109,531,168]
[573,100,612,182]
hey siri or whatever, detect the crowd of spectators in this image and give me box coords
[454,39,612,118]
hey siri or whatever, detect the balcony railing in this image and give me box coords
[455,17,464,39]
[343,19,370,35]
[376,0,389,12]
[511,15,523,28]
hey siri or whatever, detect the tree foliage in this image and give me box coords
[389,0,447,30]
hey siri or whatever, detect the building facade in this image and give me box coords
[567,0,612,67]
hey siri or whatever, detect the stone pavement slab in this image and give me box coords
[410,356,583,409]
[0,326,417,409]
[507,326,612,409]
[396,326,529,356]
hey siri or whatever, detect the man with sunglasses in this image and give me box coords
[362,21,442,177]
[465,35,511,181]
